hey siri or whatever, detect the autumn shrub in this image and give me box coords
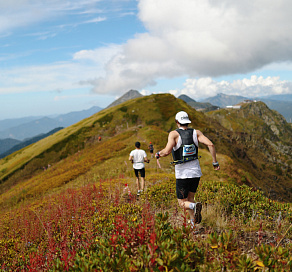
[60,212,204,272]
[254,244,292,270]
[197,181,291,222]
[1,169,292,271]
[0,183,105,271]
[141,177,176,209]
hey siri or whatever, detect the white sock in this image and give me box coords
[189,203,195,209]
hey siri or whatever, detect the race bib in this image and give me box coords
[182,144,197,157]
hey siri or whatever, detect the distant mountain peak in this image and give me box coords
[178,94,219,112]
[106,90,143,108]
[203,93,248,108]
[178,94,196,103]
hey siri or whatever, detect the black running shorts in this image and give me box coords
[176,177,200,199]
[134,168,145,178]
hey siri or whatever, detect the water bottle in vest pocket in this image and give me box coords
[182,144,197,157]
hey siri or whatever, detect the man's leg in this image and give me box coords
[187,192,196,220]
[176,178,201,224]
[177,194,195,220]
[136,177,140,191]
[134,169,140,191]
[140,177,145,191]
[177,196,202,224]
[140,168,146,192]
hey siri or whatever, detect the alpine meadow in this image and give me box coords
[0,93,291,271]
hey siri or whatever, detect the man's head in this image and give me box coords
[175,111,191,126]
[135,142,141,148]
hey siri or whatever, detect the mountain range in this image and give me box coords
[0,93,291,203]
[201,93,292,121]
[0,90,291,161]
[0,127,64,159]
[177,94,219,112]
[0,92,291,270]
[0,106,102,141]
[0,106,102,140]
[105,90,292,122]
[0,106,102,159]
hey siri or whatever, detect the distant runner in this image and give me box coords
[155,111,220,227]
[129,142,150,195]
[148,142,154,158]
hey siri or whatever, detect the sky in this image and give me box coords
[0,0,292,119]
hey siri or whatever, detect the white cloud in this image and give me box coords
[0,44,121,95]
[175,76,292,100]
[90,0,292,95]
[83,17,106,24]
[0,62,98,95]
[73,44,122,65]
[1,0,292,101]
[0,0,103,34]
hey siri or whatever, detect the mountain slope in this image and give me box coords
[53,106,102,127]
[207,101,291,142]
[206,101,292,199]
[0,138,21,154]
[0,117,62,140]
[178,94,219,112]
[0,94,291,209]
[1,94,291,271]
[0,127,64,159]
[202,93,292,121]
[260,99,292,122]
[0,116,41,131]
[106,89,143,108]
[0,106,102,140]
[202,93,247,107]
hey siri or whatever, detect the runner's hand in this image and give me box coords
[155,152,160,159]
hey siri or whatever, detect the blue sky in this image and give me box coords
[0,0,292,119]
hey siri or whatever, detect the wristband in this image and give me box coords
[212,162,219,167]
[155,152,160,159]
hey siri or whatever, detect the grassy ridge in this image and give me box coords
[1,94,291,207]
[0,93,291,270]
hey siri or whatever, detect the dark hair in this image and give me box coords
[135,142,141,148]
[176,120,189,127]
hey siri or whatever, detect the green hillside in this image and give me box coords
[0,94,291,271]
[1,95,291,204]
[206,101,292,201]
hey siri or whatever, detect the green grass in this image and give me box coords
[0,93,291,271]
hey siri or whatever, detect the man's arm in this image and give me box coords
[157,131,177,157]
[197,130,220,170]
[129,155,133,161]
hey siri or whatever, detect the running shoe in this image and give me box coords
[194,202,202,224]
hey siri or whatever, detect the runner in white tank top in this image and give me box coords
[155,111,220,227]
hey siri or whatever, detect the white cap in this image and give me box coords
[175,111,191,124]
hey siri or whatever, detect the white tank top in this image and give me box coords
[173,128,202,179]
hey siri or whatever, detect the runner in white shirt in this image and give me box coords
[129,142,149,195]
